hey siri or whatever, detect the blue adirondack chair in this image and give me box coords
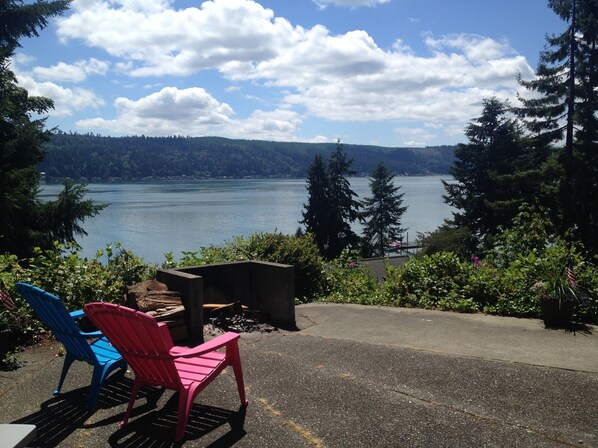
[15,282,126,408]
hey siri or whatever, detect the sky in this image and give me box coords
[13,0,566,147]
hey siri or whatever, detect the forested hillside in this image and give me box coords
[40,132,455,181]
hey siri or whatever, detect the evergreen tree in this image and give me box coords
[361,162,407,257]
[326,139,360,259]
[519,0,598,255]
[300,140,361,259]
[0,0,105,258]
[300,154,330,255]
[443,97,541,249]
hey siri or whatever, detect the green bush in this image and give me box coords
[575,262,598,323]
[383,252,479,312]
[381,205,598,323]
[484,205,596,321]
[177,232,326,302]
[418,225,472,259]
[319,251,385,305]
[0,241,156,339]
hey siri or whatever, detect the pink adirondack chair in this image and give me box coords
[83,302,248,441]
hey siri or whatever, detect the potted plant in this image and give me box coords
[533,264,578,328]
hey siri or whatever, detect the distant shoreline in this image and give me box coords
[42,173,452,184]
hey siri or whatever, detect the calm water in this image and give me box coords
[39,176,454,263]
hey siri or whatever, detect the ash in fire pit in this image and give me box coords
[208,309,279,334]
[204,302,278,336]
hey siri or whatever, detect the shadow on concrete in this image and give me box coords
[11,395,91,447]
[105,395,247,448]
[542,320,593,335]
[564,322,593,335]
[10,371,162,447]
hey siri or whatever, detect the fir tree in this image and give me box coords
[300,140,361,259]
[0,0,105,258]
[519,0,598,255]
[361,162,407,257]
[300,154,330,255]
[326,139,361,259]
[444,97,541,249]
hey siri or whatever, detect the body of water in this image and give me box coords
[39,176,454,263]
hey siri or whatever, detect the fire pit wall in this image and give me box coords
[156,260,295,344]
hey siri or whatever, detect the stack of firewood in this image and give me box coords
[124,280,184,321]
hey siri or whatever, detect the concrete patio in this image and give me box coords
[1,303,597,447]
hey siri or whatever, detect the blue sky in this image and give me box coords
[14,0,565,147]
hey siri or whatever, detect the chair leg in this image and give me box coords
[54,353,76,396]
[121,380,142,428]
[87,364,111,409]
[175,387,196,441]
[228,341,248,406]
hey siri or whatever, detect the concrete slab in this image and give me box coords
[0,304,596,447]
[296,303,598,373]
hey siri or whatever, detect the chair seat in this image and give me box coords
[90,337,123,364]
[175,351,226,386]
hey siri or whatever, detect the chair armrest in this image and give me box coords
[169,332,240,358]
[70,309,85,319]
[71,309,102,337]
[80,330,103,338]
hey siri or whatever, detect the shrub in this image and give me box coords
[320,251,385,305]
[418,225,472,259]
[484,205,597,321]
[178,232,326,302]
[575,262,598,323]
[0,241,156,338]
[383,252,479,312]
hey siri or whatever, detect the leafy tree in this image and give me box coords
[519,0,598,255]
[418,225,472,259]
[443,97,542,250]
[361,162,407,257]
[300,154,330,255]
[0,0,104,258]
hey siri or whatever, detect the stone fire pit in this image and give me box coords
[153,260,295,344]
[124,279,279,341]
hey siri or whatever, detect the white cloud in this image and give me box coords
[393,127,439,147]
[236,29,532,126]
[424,33,514,63]
[312,0,390,9]
[54,0,536,144]
[309,135,330,143]
[13,53,36,65]
[32,58,110,83]
[16,72,104,116]
[223,109,303,141]
[77,86,234,135]
[57,0,293,77]
[76,87,306,141]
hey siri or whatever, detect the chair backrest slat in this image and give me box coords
[84,303,181,387]
[16,283,95,361]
